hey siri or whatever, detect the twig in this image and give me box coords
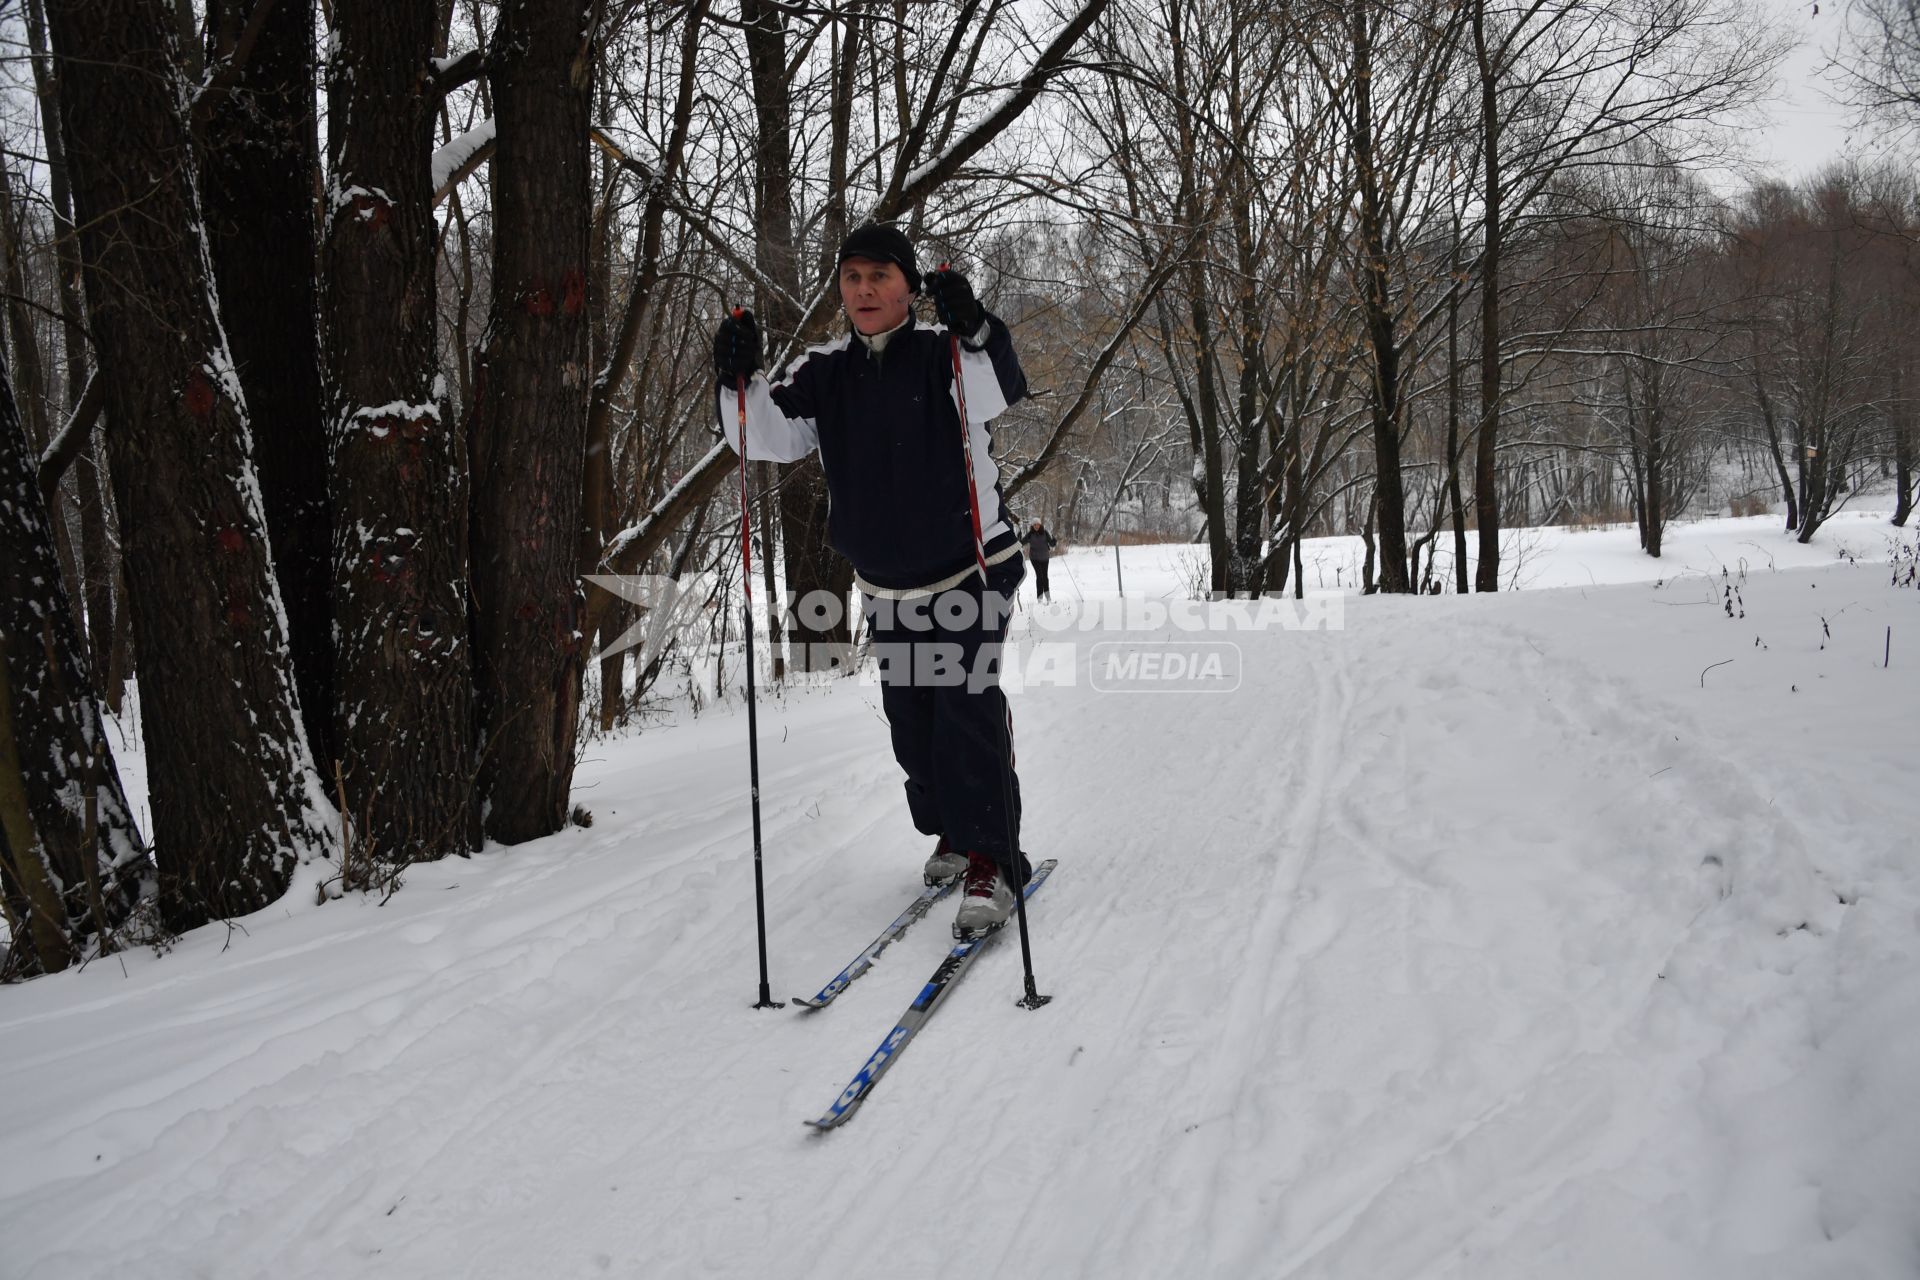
[1699,658,1733,688]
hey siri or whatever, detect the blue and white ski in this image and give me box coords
[805,859,1059,1131]
[794,877,959,1010]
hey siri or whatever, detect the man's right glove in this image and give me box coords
[714,308,761,383]
[924,266,985,339]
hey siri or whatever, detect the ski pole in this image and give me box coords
[941,269,1050,1011]
[733,309,782,1011]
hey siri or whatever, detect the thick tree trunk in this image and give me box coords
[203,0,334,769]
[324,0,477,864]
[469,0,595,844]
[0,350,151,975]
[45,0,333,929]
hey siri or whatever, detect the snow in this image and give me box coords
[431,119,496,192]
[2,508,1917,1278]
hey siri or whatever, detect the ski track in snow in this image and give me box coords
[2,524,1917,1279]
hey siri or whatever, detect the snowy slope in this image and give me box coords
[2,513,1916,1279]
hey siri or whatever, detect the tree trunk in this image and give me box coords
[1227,79,1264,599]
[0,350,151,975]
[45,0,333,929]
[202,0,334,770]
[820,1,864,285]
[587,131,629,732]
[579,0,704,648]
[1446,268,1469,594]
[469,0,595,844]
[745,0,840,672]
[324,0,477,864]
[1471,0,1504,592]
[0,162,88,637]
[1359,491,1378,594]
[24,0,120,710]
[1894,364,1913,527]
[1752,374,1798,530]
[1352,6,1410,594]
[1797,438,1829,543]
[1643,364,1666,558]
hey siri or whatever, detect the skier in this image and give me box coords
[1021,517,1055,601]
[712,223,1031,935]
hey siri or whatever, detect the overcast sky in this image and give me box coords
[1753,0,1863,180]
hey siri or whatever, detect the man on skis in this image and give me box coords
[712,223,1031,936]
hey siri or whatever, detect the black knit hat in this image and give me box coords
[837,224,922,294]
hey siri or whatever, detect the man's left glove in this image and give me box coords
[925,267,985,339]
[714,308,761,383]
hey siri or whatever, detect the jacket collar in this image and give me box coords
[852,309,915,358]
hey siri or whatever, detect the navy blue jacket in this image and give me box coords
[719,312,1028,592]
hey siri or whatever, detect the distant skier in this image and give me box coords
[1021,518,1055,600]
[712,224,1031,935]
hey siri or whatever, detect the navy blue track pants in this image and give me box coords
[864,554,1028,882]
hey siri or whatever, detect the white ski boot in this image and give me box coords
[923,835,968,886]
[953,849,1014,936]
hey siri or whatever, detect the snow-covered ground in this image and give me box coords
[3,508,1917,1279]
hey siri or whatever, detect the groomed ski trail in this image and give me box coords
[1,559,1912,1280]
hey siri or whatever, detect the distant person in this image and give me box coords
[1021,518,1055,600]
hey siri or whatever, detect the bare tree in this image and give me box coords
[596,0,1114,582]
[1464,0,1785,589]
[1570,166,1729,556]
[1834,0,1920,140]
[1305,0,1464,592]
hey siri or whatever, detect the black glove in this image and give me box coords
[714,308,761,383]
[925,267,985,338]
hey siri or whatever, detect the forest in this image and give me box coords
[1,0,1916,975]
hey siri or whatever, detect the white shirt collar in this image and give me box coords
[854,313,911,354]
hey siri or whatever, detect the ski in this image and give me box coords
[793,876,960,1010]
[805,859,1059,1131]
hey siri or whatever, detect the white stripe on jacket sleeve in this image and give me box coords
[951,340,1010,425]
[949,338,1011,543]
[717,372,819,463]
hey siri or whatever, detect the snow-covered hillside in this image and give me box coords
[3,511,1916,1279]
